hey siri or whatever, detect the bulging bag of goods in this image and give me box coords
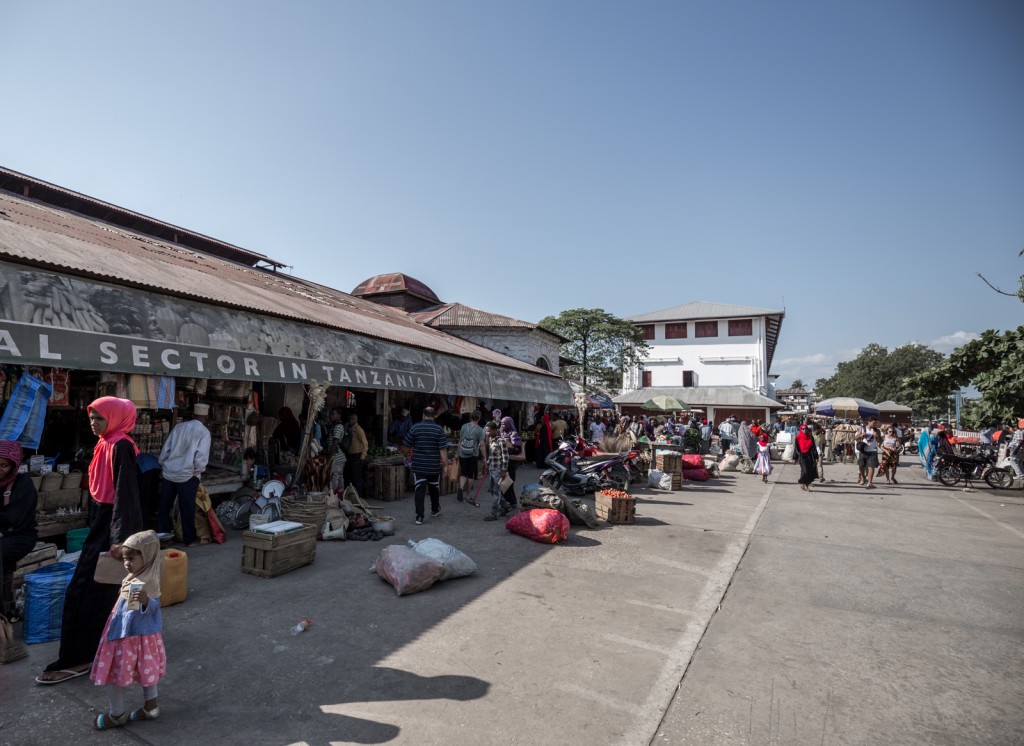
[24,562,75,644]
[682,467,710,482]
[719,454,740,472]
[783,444,796,461]
[407,538,478,580]
[647,470,674,491]
[681,454,705,469]
[374,545,445,596]
[505,509,569,544]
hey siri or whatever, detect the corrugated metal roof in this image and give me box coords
[626,301,784,322]
[0,190,563,381]
[613,386,784,409]
[351,272,441,303]
[0,167,283,269]
[409,303,534,330]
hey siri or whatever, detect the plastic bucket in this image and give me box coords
[23,562,75,644]
[66,527,90,553]
[161,549,188,607]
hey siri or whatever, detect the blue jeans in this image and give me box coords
[159,476,200,544]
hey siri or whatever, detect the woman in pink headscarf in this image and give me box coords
[1,440,39,609]
[37,397,143,685]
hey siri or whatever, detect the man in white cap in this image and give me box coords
[158,403,212,546]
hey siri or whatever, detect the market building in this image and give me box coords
[0,167,572,537]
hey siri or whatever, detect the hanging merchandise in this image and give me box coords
[0,372,52,448]
[44,369,71,408]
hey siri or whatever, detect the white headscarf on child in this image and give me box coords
[120,530,163,600]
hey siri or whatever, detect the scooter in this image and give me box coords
[562,434,600,458]
[542,443,609,495]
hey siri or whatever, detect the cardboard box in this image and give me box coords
[241,523,317,578]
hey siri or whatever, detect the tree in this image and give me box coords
[539,308,650,392]
[904,326,1024,425]
[815,343,947,417]
[789,379,805,390]
[976,248,1024,302]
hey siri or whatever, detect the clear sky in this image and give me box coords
[2,1,1022,388]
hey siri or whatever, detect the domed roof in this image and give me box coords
[351,273,441,303]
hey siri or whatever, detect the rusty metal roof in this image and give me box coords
[0,166,284,269]
[0,190,563,379]
[409,303,568,342]
[351,273,441,303]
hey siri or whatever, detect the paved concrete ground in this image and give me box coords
[1,460,1021,745]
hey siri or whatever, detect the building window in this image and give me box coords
[665,323,687,339]
[535,357,550,370]
[639,324,655,340]
[695,321,718,338]
[728,319,753,336]
[682,370,695,387]
[641,370,652,387]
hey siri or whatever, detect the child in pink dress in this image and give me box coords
[90,530,167,729]
[754,434,773,483]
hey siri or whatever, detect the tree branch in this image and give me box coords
[977,273,1018,297]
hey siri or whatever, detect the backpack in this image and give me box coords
[459,428,479,457]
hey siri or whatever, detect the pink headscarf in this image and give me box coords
[0,440,23,505]
[87,397,139,505]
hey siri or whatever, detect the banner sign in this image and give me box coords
[0,262,572,403]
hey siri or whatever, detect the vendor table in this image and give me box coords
[203,464,246,496]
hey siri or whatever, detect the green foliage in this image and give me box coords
[904,327,1024,425]
[789,379,805,390]
[682,425,702,451]
[539,308,650,392]
[814,343,948,418]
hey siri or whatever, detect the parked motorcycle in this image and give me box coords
[936,447,1013,489]
[541,442,638,495]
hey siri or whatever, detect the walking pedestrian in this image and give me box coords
[403,407,449,525]
[878,427,903,484]
[857,426,880,488]
[794,424,819,491]
[534,411,553,468]
[325,407,347,494]
[500,416,526,509]
[753,433,773,483]
[456,412,485,504]
[89,530,167,730]
[37,397,143,685]
[483,421,511,522]
[157,403,211,547]
[811,422,826,483]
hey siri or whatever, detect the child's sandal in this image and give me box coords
[130,706,160,721]
[94,711,129,730]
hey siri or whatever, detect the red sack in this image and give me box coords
[505,509,569,544]
[681,454,705,469]
[682,467,709,482]
[206,509,227,544]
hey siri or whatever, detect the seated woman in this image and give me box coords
[1,441,39,611]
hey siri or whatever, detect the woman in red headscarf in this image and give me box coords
[37,397,143,685]
[534,411,553,468]
[1,440,39,607]
[794,423,819,491]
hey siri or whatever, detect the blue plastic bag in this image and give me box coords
[23,562,75,644]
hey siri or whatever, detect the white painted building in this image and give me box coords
[623,302,785,396]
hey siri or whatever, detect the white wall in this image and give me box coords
[445,328,560,374]
[625,317,771,392]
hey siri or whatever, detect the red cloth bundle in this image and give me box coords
[505,509,569,544]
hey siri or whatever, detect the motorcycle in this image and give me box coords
[562,434,600,458]
[541,442,637,495]
[936,447,1013,489]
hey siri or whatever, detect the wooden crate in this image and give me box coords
[670,472,683,491]
[655,452,682,474]
[595,490,636,524]
[371,464,407,502]
[14,542,59,583]
[241,523,318,578]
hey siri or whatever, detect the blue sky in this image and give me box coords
[2,0,1021,388]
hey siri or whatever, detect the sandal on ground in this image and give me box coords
[483,515,499,522]
[94,711,129,730]
[468,499,480,508]
[891,479,898,484]
[130,706,160,721]
[35,667,90,685]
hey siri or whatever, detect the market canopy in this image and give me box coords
[641,395,688,412]
[814,397,879,419]
[875,400,913,413]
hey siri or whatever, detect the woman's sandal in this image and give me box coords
[94,711,129,730]
[130,706,160,721]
